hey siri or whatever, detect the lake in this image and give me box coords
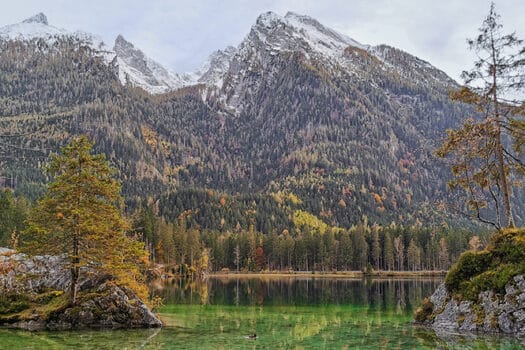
[1,277,524,349]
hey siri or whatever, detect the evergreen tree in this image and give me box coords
[0,189,28,247]
[371,228,381,270]
[439,237,450,270]
[437,3,525,229]
[23,136,148,304]
[407,239,421,271]
[353,229,368,271]
[383,231,395,271]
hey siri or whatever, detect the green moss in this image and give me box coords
[490,230,525,266]
[90,304,105,320]
[0,294,31,314]
[33,290,64,305]
[471,303,485,325]
[445,250,492,293]
[414,297,434,323]
[443,228,525,301]
[0,291,69,324]
[38,293,69,320]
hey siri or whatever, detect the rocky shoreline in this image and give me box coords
[416,275,525,337]
[0,248,162,331]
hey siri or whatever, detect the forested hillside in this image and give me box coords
[0,11,495,238]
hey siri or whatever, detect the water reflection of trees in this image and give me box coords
[153,277,442,314]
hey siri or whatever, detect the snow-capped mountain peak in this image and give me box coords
[242,11,367,64]
[0,12,68,41]
[22,12,48,25]
[0,12,108,52]
[284,11,366,51]
[113,34,196,94]
[0,13,197,94]
[196,46,237,88]
[255,11,284,28]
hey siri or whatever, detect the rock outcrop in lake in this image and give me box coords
[416,228,525,337]
[0,248,162,330]
[417,276,525,336]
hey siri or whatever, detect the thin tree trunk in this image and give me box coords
[71,152,81,304]
[70,266,78,304]
[491,34,515,228]
[71,233,79,304]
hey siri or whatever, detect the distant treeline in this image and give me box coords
[0,188,488,273]
[134,202,488,273]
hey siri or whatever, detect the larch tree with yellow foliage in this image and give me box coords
[24,136,148,304]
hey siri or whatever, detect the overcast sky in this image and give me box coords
[1,0,524,83]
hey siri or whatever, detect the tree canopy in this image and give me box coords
[23,136,148,303]
[437,3,525,229]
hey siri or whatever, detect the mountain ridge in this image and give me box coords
[0,10,500,232]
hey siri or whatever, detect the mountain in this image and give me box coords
[0,13,197,94]
[164,11,468,228]
[113,35,197,93]
[196,46,237,88]
[0,12,109,54]
[0,11,501,232]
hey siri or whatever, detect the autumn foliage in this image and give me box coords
[23,136,149,303]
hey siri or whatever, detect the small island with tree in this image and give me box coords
[0,136,161,330]
[416,3,525,336]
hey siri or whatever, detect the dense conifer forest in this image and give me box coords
[0,18,504,273]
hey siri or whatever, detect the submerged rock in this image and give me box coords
[0,248,162,330]
[417,276,525,337]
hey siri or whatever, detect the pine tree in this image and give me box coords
[353,229,368,271]
[437,3,525,229]
[439,237,450,270]
[0,189,28,247]
[23,136,148,304]
[371,228,381,270]
[407,239,421,271]
[383,231,395,271]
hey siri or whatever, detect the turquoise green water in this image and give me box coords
[1,277,524,349]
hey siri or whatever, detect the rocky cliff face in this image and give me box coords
[0,248,161,330]
[113,35,195,93]
[0,247,69,293]
[418,277,525,336]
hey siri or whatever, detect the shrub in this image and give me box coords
[445,250,492,293]
[490,229,525,264]
[444,229,525,301]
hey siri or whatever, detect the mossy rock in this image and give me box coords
[445,250,492,293]
[0,294,31,314]
[414,297,434,323]
[444,228,525,301]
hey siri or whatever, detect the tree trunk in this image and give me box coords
[491,35,515,228]
[70,265,78,304]
[494,130,515,228]
[71,230,79,304]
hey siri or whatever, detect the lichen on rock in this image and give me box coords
[417,276,525,336]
